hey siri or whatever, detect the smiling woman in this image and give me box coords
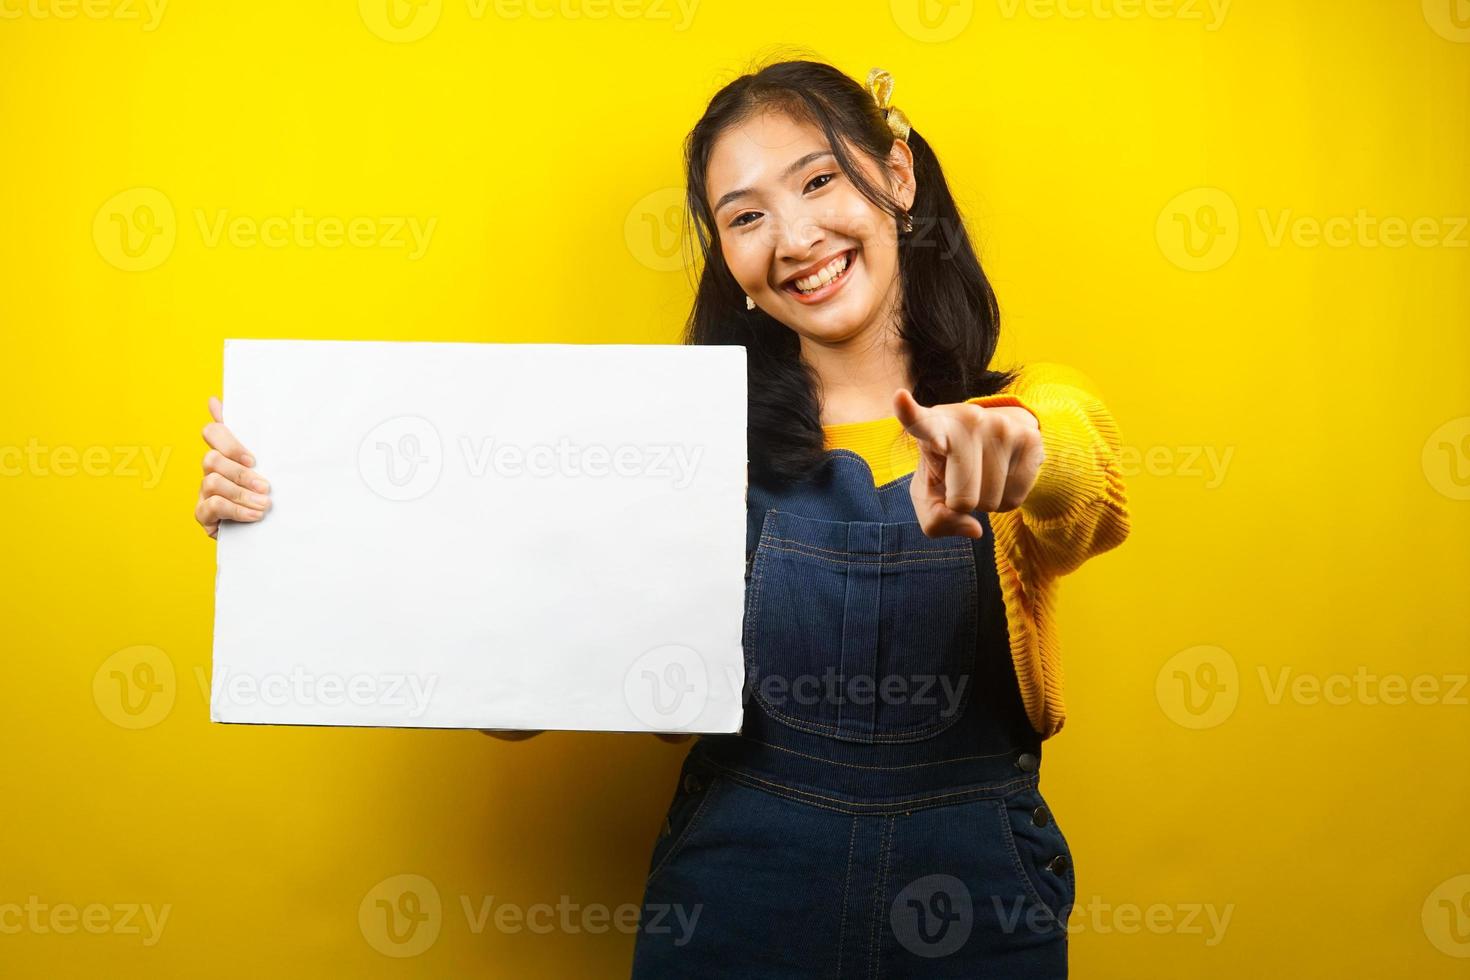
[628,60,1131,978]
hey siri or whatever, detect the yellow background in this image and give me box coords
[2,0,1468,975]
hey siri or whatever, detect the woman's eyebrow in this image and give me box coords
[712,149,835,214]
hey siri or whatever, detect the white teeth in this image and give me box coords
[793,252,850,293]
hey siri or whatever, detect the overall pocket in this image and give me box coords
[993,784,1076,933]
[644,763,722,890]
[743,509,978,743]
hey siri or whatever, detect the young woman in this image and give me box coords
[626,61,1129,978]
[193,59,1129,978]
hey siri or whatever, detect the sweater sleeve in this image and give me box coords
[966,362,1131,577]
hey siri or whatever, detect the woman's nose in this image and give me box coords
[773,209,825,262]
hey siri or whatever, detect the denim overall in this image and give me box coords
[632,451,1076,979]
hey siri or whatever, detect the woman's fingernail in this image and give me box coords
[251,478,269,492]
[241,453,256,466]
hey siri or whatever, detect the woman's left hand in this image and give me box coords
[893,389,1045,539]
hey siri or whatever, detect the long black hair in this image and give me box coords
[681,59,1017,486]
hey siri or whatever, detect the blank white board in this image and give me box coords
[211,339,747,733]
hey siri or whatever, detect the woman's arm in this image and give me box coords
[968,362,1131,577]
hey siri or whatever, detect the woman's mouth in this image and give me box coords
[781,249,857,305]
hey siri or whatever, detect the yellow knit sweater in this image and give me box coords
[820,362,1131,740]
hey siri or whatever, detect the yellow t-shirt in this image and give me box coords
[818,362,1131,740]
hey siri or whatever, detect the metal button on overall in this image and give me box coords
[1016,752,1039,772]
[1046,854,1069,875]
[1032,805,1050,827]
[683,773,703,794]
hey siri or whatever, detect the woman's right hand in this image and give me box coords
[195,395,272,539]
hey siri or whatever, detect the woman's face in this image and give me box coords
[705,109,916,346]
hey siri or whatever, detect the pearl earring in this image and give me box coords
[745,294,755,310]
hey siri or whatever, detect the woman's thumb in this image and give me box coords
[892,388,925,429]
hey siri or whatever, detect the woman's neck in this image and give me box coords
[800,319,914,426]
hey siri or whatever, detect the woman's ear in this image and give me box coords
[888,137,917,212]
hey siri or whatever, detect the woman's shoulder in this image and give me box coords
[1002,361,1107,396]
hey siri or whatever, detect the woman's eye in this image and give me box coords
[806,172,836,192]
[731,212,760,228]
